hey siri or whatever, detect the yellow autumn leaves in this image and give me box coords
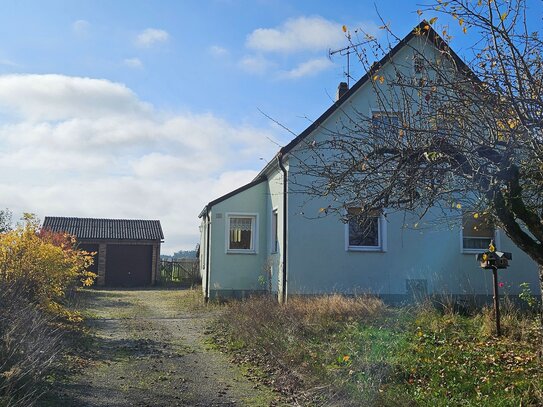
[373,74,385,84]
[0,217,96,320]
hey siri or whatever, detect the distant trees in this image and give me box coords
[161,249,198,260]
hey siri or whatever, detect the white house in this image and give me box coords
[198,22,539,302]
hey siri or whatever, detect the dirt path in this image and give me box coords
[44,289,279,407]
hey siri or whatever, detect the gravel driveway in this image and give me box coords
[43,289,279,407]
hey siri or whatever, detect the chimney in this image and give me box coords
[336,81,349,101]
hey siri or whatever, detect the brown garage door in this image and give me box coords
[105,244,152,287]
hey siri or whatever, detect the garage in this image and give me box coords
[42,217,164,287]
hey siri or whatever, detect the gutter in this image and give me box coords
[205,210,211,303]
[277,150,288,303]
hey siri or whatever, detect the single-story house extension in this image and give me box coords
[198,22,539,302]
[42,216,164,287]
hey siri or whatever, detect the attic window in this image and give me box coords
[414,55,425,74]
[372,112,403,140]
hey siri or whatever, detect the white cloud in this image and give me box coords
[0,74,150,121]
[239,55,274,74]
[279,57,334,79]
[0,74,278,253]
[136,28,170,47]
[72,19,90,36]
[124,57,143,69]
[242,17,379,79]
[209,45,229,57]
[246,16,345,54]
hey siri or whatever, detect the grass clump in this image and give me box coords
[213,294,389,405]
[213,294,543,406]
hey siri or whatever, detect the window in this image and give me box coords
[271,210,278,253]
[227,214,257,253]
[414,55,425,74]
[462,212,495,252]
[372,112,402,140]
[346,208,386,251]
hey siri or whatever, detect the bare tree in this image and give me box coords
[290,1,543,301]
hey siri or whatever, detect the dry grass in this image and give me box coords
[213,293,543,407]
[214,294,387,405]
[285,294,386,322]
[0,282,64,407]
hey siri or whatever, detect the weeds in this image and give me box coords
[213,294,543,406]
[0,282,64,407]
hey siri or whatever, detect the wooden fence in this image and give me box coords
[158,259,200,286]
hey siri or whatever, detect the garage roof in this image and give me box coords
[43,217,164,240]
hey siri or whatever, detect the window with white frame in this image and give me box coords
[346,208,385,251]
[271,209,278,253]
[227,214,257,253]
[372,111,403,140]
[462,212,495,251]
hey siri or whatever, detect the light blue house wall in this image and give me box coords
[285,194,538,297]
[205,180,269,299]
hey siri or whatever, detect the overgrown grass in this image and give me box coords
[0,282,65,407]
[212,294,543,406]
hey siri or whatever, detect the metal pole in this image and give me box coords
[492,266,501,336]
[347,51,350,87]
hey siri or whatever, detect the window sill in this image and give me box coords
[227,249,257,255]
[347,246,384,252]
[461,248,488,255]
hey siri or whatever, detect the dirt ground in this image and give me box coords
[42,289,281,407]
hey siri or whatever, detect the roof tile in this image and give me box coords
[42,217,164,240]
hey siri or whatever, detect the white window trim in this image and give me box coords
[225,212,258,255]
[270,207,278,254]
[460,224,501,254]
[345,212,387,252]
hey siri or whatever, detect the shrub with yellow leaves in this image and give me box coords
[0,214,96,320]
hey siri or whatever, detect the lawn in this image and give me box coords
[211,295,543,406]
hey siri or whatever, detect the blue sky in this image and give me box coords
[0,1,541,253]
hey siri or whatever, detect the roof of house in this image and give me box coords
[42,216,164,240]
[255,20,475,179]
[198,175,267,218]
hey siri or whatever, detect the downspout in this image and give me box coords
[205,209,211,303]
[277,150,288,304]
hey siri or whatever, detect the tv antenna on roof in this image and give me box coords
[329,40,370,87]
